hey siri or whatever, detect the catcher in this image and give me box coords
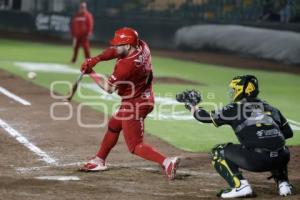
[176,75,293,198]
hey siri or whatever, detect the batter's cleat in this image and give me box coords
[163,157,180,180]
[80,156,108,172]
[218,180,253,198]
[278,181,292,196]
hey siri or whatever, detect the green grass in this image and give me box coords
[0,38,299,152]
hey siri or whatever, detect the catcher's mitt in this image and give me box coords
[176,90,202,106]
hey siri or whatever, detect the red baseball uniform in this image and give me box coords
[81,28,179,179]
[107,40,154,151]
[71,10,94,62]
[96,40,165,165]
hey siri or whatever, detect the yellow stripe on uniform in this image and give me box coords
[220,159,241,188]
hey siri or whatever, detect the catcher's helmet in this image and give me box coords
[229,75,259,102]
[110,27,138,46]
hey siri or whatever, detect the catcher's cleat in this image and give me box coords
[80,156,108,172]
[218,180,253,198]
[163,157,180,180]
[278,181,292,196]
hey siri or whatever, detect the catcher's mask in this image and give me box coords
[229,75,259,102]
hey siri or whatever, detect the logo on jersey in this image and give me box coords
[134,55,144,67]
[256,129,284,139]
[134,45,151,69]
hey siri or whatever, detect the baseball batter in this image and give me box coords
[79,27,179,180]
[176,75,293,198]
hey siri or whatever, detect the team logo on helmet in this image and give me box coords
[229,75,259,102]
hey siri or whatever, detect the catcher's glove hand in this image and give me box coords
[176,90,202,106]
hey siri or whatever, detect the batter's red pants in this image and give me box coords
[96,104,166,165]
[71,35,90,62]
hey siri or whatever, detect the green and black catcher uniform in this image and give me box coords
[193,98,293,188]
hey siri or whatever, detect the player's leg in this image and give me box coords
[123,116,166,164]
[225,144,292,196]
[271,165,292,196]
[96,116,122,160]
[211,144,244,188]
[211,143,253,198]
[269,147,292,196]
[122,106,179,180]
[215,144,291,197]
[82,35,91,58]
[71,37,81,63]
[80,114,122,172]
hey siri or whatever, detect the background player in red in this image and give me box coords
[70,2,94,63]
[79,27,179,180]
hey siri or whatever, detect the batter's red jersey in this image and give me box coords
[108,40,154,105]
[71,10,94,38]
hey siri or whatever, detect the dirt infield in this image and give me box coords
[0,69,299,200]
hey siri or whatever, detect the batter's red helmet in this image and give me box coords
[110,27,138,46]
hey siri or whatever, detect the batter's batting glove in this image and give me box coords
[80,57,98,74]
[176,90,202,106]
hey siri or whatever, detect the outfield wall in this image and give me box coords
[1,10,300,46]
[1,10,300,65]
[175,24,300,65]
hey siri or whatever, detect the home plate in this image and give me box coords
[35,176,80,181]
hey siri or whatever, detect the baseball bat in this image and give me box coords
[66,72,84,101]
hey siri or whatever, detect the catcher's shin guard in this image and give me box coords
[211,144,241,188]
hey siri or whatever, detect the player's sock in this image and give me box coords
[133,143,166,165]
[96,130,119,160]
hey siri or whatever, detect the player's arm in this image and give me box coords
[278,111,293,139]
[87,12,94,35]
[81,47,118,73]
[190,106,231,126]
[192,107,215,123]
[70,15,76,37]
[188,103,236,127]
[89,71,115,94]
[89,60,128,94]
[176,90,235,126]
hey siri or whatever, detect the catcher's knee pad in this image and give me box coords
[211,144,227,157]
[211,143,241,188]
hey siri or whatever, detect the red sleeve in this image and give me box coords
[71,15,76,37]
[94,47,118,62]
[86,12,94,34]
[108,60,129,86]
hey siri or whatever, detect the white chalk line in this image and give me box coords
[16,161,218,178]
[287,119,300,131]
[0,118,57,165]
[35,176,80,181]
[14,62,78,74]
[288,119,300,126]
[0,86,31,105]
